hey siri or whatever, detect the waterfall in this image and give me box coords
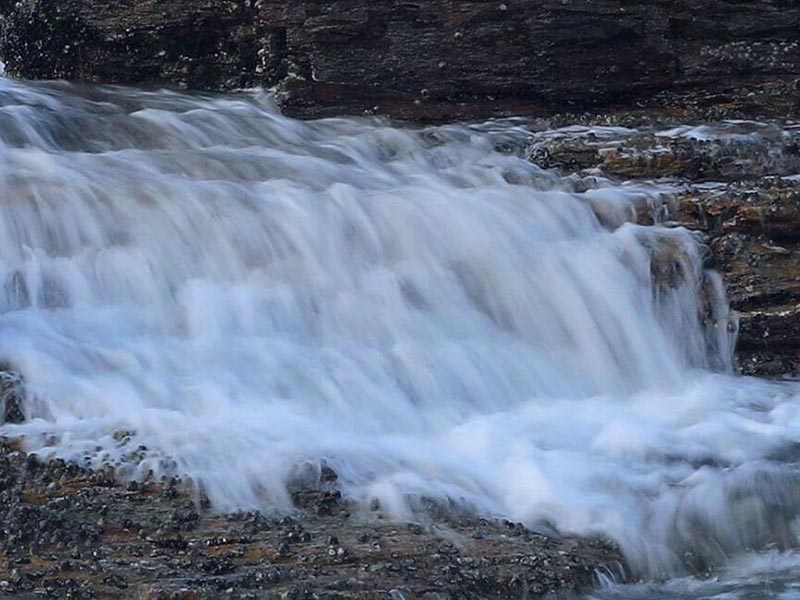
[0,79,798,580]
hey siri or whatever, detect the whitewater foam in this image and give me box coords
[0,79,798,578]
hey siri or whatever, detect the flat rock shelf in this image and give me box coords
[0,439,622,599]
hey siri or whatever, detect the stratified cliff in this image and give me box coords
[1,1,799,120]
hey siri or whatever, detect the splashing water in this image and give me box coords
[0,79,799,587]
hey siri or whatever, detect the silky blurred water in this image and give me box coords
[0,79,798,594]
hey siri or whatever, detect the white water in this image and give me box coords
[0,80,799,586]
[586,551,800,599]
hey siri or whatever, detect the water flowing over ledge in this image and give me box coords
[0,79,798,591]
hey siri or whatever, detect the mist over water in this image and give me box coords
[0,79,799,588]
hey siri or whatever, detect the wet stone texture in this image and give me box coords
[0,439,622,599]
[524,90,800,378]
[0,369,24,425]
[0,1,799,121]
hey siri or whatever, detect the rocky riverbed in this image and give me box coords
[0,437,621,599]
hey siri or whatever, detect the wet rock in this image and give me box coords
[675,179,800,376]
[1,1,799,121]
[527,119,800,377]
[197,556,235,576]
[0,440,622,598]
[0,369,25,424]
[529,122,800,183]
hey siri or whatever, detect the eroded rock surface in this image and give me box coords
[1,1,799,121]
[0,439,622,599]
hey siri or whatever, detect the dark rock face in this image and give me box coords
[268,0,680,120]
[0,0,261,90]
[1,1,799,120]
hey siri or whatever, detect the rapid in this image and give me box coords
[0,78,799,596]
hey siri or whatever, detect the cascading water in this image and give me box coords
[0,78,799,596]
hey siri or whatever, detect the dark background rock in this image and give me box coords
[0,0,260,90]
[1,0,799,121]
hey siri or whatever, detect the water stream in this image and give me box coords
[0,79,798,596]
